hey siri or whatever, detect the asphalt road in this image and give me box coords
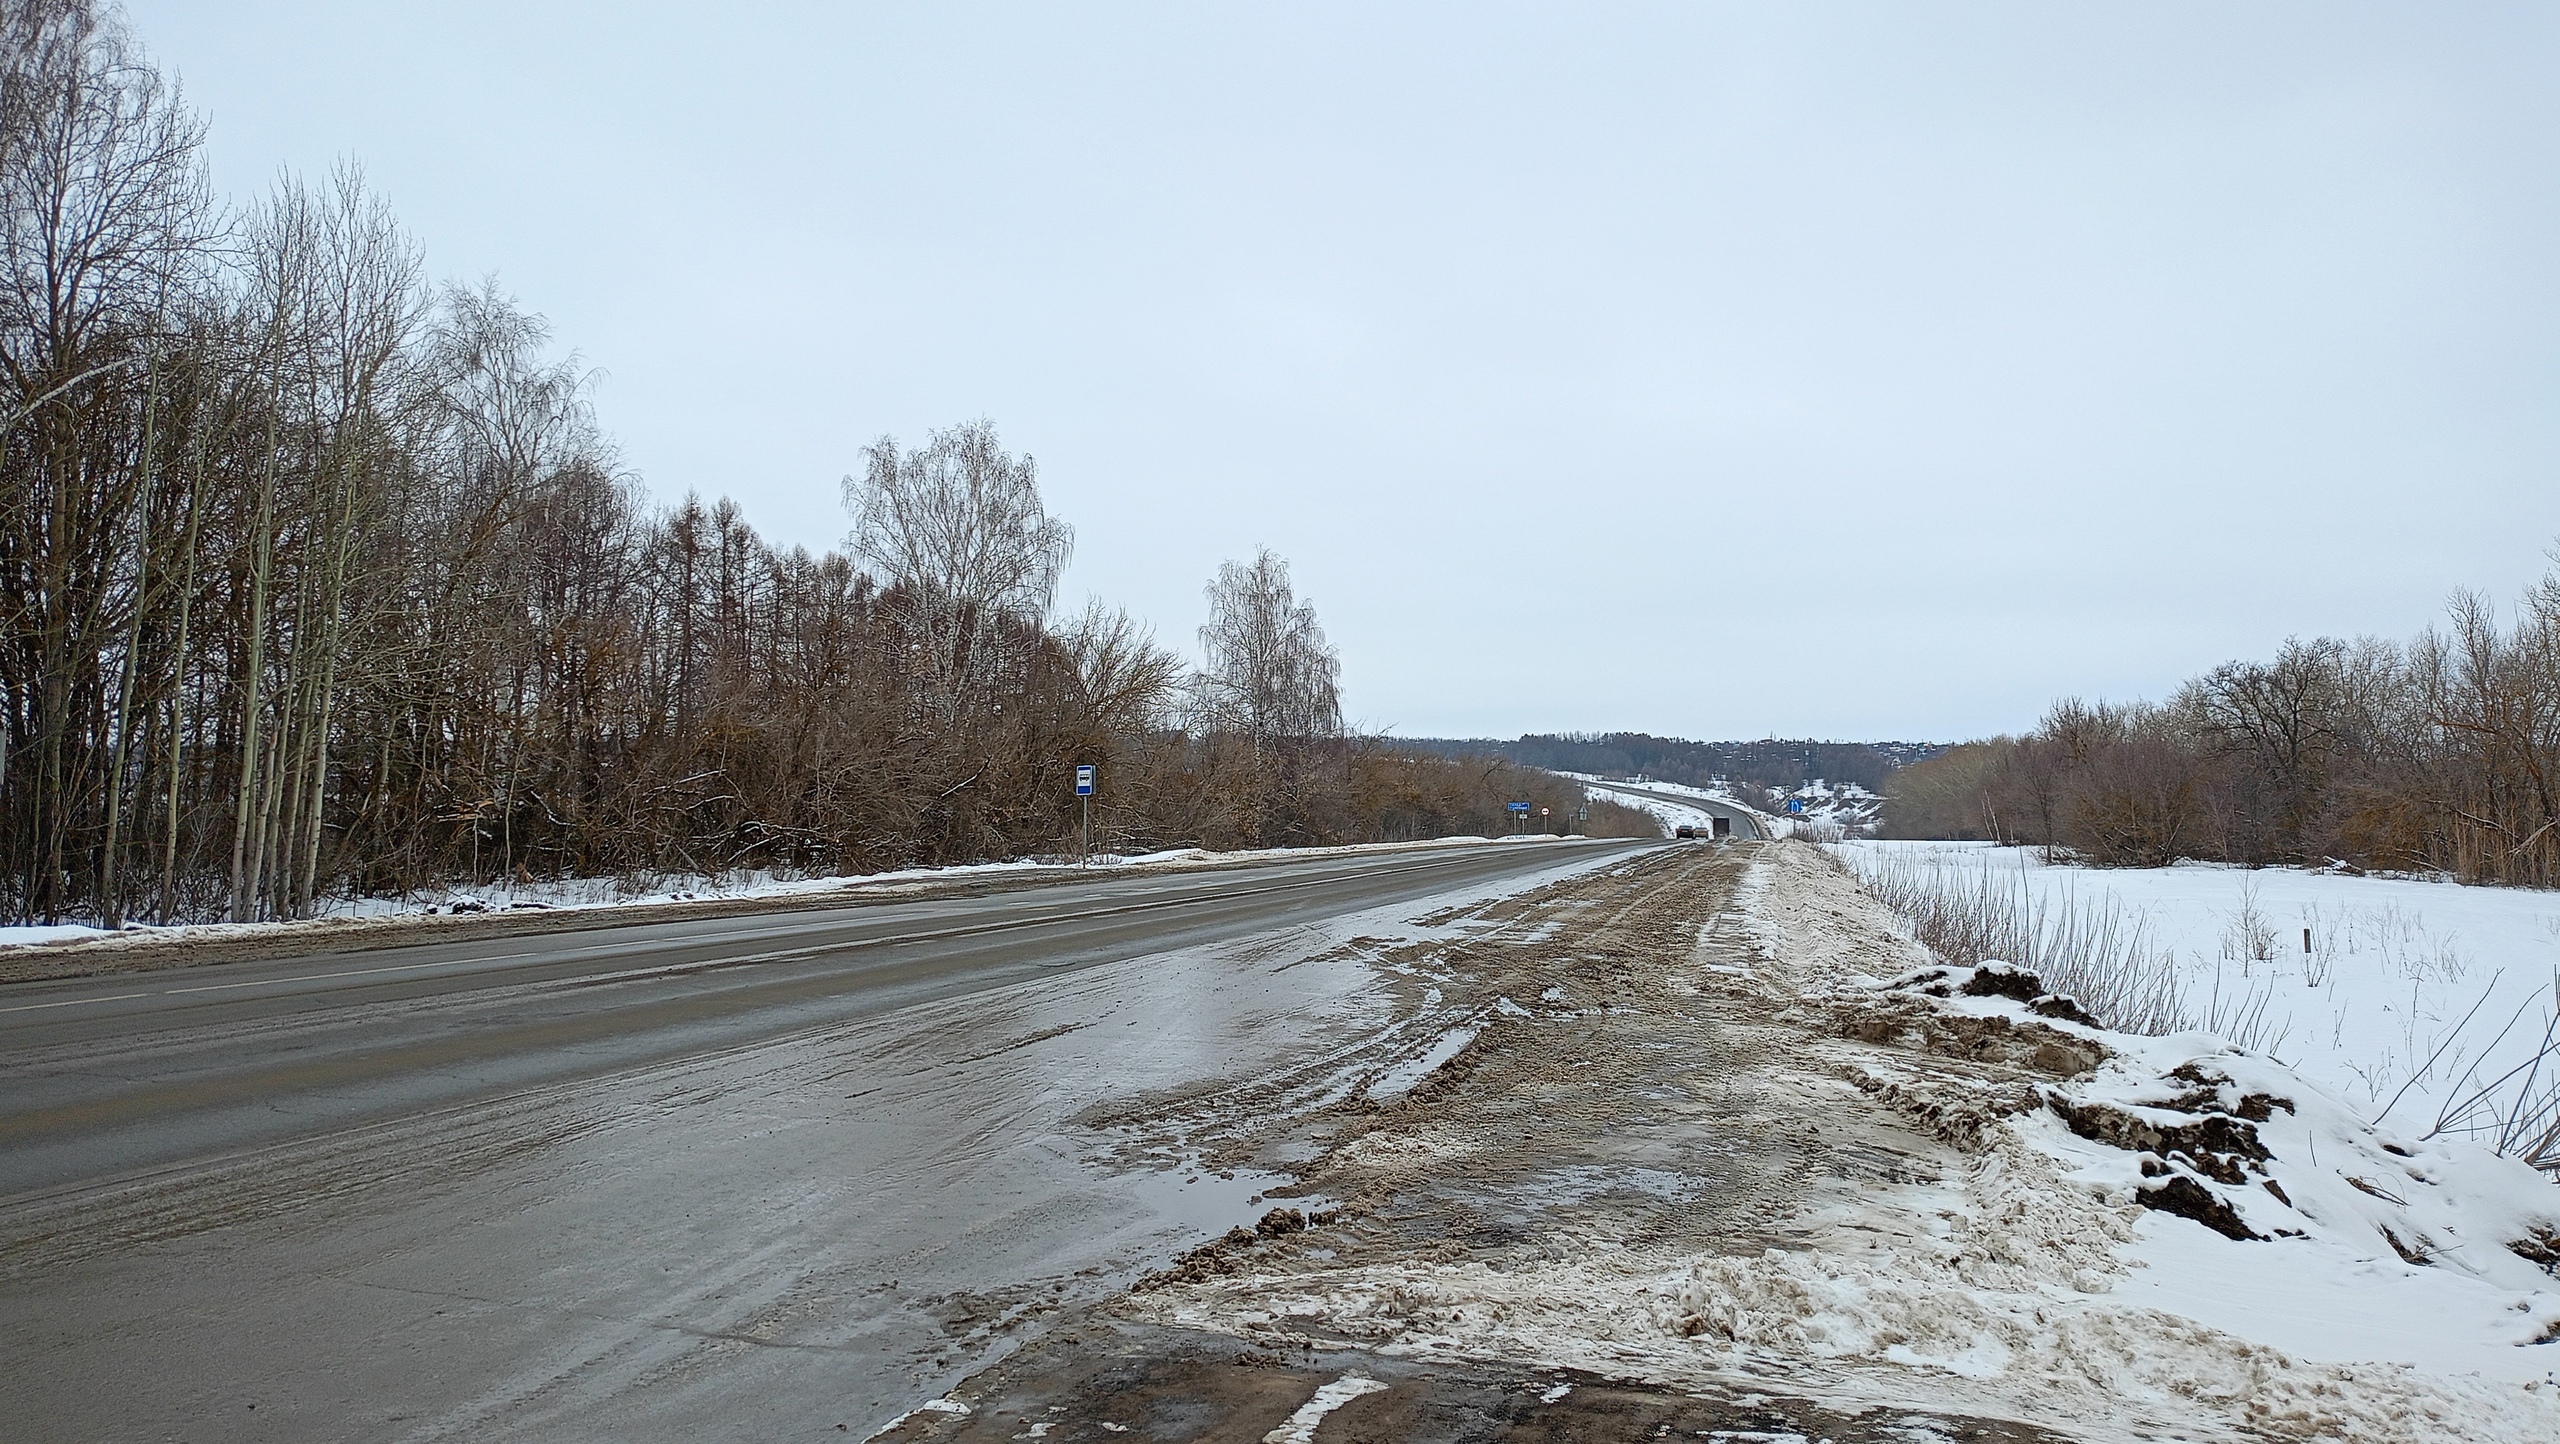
[1,837,1664,1442]
[0,838,1648,1207]
[1587,780,1773,838]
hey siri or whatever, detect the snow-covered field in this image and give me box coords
[1840,840,2560,1166]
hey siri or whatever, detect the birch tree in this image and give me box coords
[1196,547,1340,745]
[845,420,1070,717]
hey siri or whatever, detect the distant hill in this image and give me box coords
[1389,733,1942,795]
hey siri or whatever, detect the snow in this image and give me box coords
[1574,779,1723,834]
[1134,841,2560,1441]
[2018,1024,2560,1371]
[864,1396,971,1441]
[2126,1205,2554,1374]
[0,924,108,948]
[1557,771,1765,835]
[1782,785,1880,838]
[1364,1024,1483,1100]
[1258,1374,1386,1443]
[1840,840,2560,1158]
[1559,769,1881,841]
[0,833,1596,957]
[1759,847,2560,1431]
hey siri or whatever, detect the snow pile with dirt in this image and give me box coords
[1670,848,2560,1438]
[1841,840,2560,1181]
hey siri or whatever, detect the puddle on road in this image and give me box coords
[1117,1159,1331,1239]
[1363,1023,1480,1101]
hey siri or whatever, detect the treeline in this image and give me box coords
[1886,557,2560,887]
[1405,733,1920,797]
[0,3,1652,926]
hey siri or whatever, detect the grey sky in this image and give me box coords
[125,2,2560,742]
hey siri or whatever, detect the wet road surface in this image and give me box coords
[0,839,1645,1442]
[0,840,1646,1204]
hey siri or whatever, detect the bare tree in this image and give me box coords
[1061,598,1180,737]
[2185,637,2350,860]
[0,0,212,920]
[1195,547,1340,745]
[844,419,1070,715]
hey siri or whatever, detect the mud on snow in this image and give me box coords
[887,842,2560,1444]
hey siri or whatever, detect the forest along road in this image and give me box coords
[0,838,1651,1442]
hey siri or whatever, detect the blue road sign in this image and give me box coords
[1075,765,1096,796]
[1786,797,1804,814]
[1506,801,1531,813]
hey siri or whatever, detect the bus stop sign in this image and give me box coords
[1075,765,1095,796]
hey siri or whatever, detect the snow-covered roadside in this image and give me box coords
[1600,771,1880,837]
[1122,842,2560,1442]
[1557,770,1751,812]
[1701,847,2560,1437]
[0,833,1588,959]
[1572,778,1724,834]
[1840,840,2560,1167]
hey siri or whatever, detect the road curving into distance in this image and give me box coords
[1586,780,1773,839]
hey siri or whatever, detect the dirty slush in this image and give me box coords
[881,844,2079,1442]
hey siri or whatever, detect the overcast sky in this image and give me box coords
[124,2,2559,742]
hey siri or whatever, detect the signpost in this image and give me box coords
[1506,800,1530,836]
[1075,765,1096,858]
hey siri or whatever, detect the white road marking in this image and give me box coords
[0,990,149,1014]
[160,952,545,994]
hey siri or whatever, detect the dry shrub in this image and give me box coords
[1835,845,2286,1050]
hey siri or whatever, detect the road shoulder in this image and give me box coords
[882,840,2560,1444]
